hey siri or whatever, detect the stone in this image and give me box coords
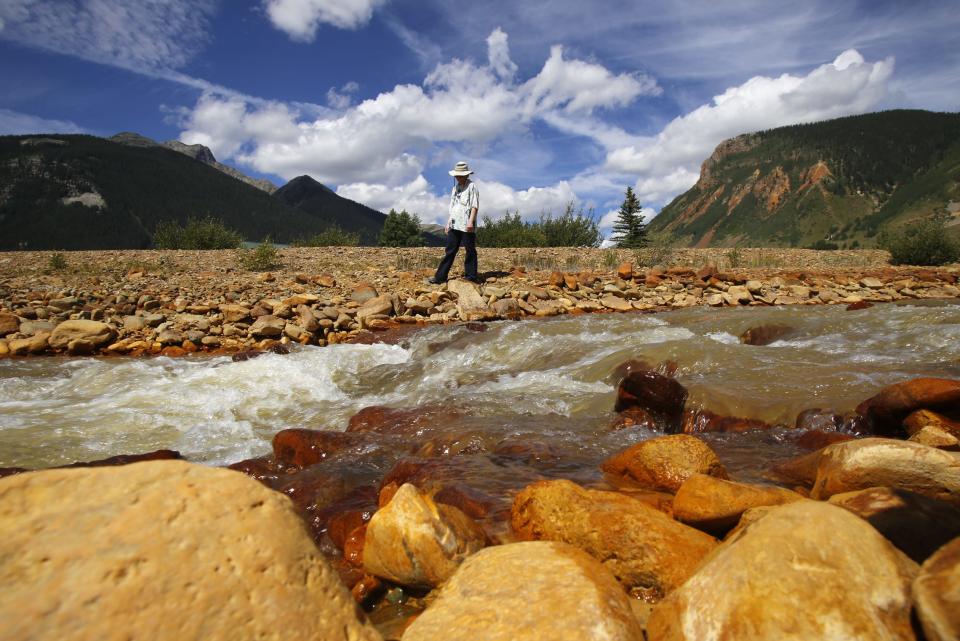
[600,293,633,311]
[646,501,918,641]
[362,483,485,588]
[0,461,380,641]
[48,319,116,351]
[672,474,804,534]
[617,262,634,280]
[904,409,960,438]
[350,283,378,304]
[356,294,394,326]
[739,323,794,345]
[271,429,369,469]
[490,297,520,318]
[156,329,184,345]
[856,377,960,436]
[726,285,753,303]
[347,404,460,436]
[811,437,960,507]
[913,537,960,641]
[511,479,717,599]
[123,315,147,332]
[602,434,727,493]
[0,312,19,336]
[446,280,487,320]
[401,541,644,641]
[218,304,251,323]
[828,487,960,563]
[909,425,960,450]
[614,369,688,432]
[861,277,884,288]
[248,314,285,338]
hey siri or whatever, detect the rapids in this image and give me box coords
[2,300,960,484]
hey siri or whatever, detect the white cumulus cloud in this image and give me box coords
[263,0,387,40]
[603,49,894,208]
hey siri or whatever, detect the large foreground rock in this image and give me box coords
[363,483,485,588]
[672,473,804,534]
[811,437,960,507]
[602,434,728,493]
[511,479,717,599]
[647,501,918,641]
[0,460,380,641]
[401,541,643,641]
[48,319,117,351]
[913,537,960,641]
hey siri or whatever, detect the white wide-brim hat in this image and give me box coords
[449,161,474,177]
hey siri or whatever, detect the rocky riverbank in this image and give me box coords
[0,247,958,357]
[2,366,959,640]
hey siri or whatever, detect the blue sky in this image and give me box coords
[1,1,958,233]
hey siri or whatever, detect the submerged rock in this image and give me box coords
[811,437,960,507]
[602,434,727,493]
[511,479,717,599]
[738,323,794,345]
[363,483,485,588]
[913,537,960,641]
[0,460,380,641]
[614,369,688,432]
[646,501,917,641]
[401,541,644,641]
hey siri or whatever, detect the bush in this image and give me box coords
[238,237,281,271]
[294,225,360,247]
[48,252,67,271]
[154,216,242,250]
[478,203,602,248]
[379,209,423,247]
[878,219,960,266]
[808,239,840,250]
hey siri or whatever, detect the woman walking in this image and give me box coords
[429,161,480,284]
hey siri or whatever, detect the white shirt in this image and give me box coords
[448,181,479,232]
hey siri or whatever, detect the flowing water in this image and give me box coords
[3,300,960,488]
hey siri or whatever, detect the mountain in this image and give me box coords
[648,110,960,248]
[110,132,277,193]
[275,175,445,246]
[0,134,328,250]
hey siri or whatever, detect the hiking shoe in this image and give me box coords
[426,276,445,284]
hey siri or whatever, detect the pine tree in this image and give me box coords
[378,209,424,247]
[611,187,646,248]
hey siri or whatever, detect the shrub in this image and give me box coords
[48,252,67,271]
[878,219,960,266]
[379,209,423,247]
[154,216,242,250]
[238,237,281,271]
[808,239,840,250]
[294,225,361,247]
[478,203,602,248]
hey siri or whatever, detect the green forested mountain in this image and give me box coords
[648,110,960,248]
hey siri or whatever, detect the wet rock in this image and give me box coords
[614,369,688,432]
[321,487,380,550]
[0,312,19,336]
[401,541,644,641]
[793,429,856,450]
[248,314,285,338]
[226,455,283,486]
[511,479,717,599]
[909,425,960,450]
[271,429,369,469]
[811,438,960,507]
[770,449,823,485]
[672,474,804,535]
[347,404,460,436]
[913,537,960,641]
[0,460,380,641]
[680,408,772,433]
[48,319,116,351]
[646,501,918,641]
[828,487,960,563]
[794,407,844,432]
[362,483,485,588]
[904,408,960,438]
[739,323,794,345]
[602,434,727,493]
[856,377,960,436]
[847,300,875,311]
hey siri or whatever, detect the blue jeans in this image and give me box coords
[434,229,478,281]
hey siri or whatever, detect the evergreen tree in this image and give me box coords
[378,209,423,247]
[611,187,646,248]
